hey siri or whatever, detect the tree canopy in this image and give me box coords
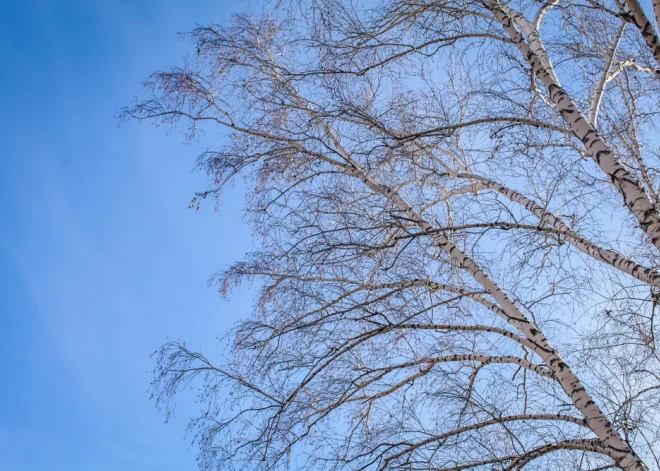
[125,0,660,469]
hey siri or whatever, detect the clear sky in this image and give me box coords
[0,1,253,470]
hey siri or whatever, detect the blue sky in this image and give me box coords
[0,1,252,470]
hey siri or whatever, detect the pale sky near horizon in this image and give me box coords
[0,1,255,469]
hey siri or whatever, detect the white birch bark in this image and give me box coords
[589,22,626,127]
[532,0,559,29]
[485,0,660,261]
[451,172,660,289]
[622,0,660,68]
[310,110,648,470]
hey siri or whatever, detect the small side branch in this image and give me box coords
[379,415,589,468]
[589,22,626,127]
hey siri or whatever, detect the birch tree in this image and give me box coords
[124,0,660,469]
